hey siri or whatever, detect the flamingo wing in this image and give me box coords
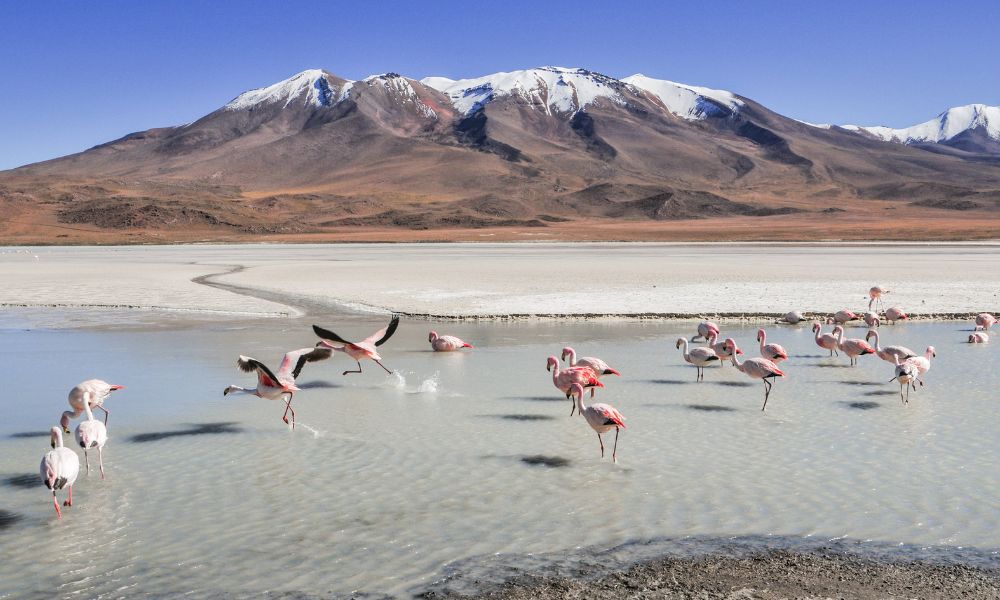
[279,347,334,380]
[367,315,401,347]
[237,356,281,389]
[594,404,627,429]
[313,324,354,345]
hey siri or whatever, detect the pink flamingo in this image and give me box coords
[725,339,785,411]
[776,311,806,324]
[428,331,473,352]
[905,346,936,386]
[831,325,876,366]
[313,315,400,375]
[869,286,890,312]
[862,311,880,328]
[74,398,108,479]
[755,329,788,363]
[890,356,920,404]
[547,356,603,414]
[568,383,626,462]
[561,347,621,378]
[676,338,719,381]
[968,332,989,343]
[885,306,908,324]
[692,320,720,341]
[812,322,839,356]
[706,333,743,364]
[61,380,124,434]
[39,427,79,519]
[831,310,860,325]
[975,313,997,331]
[865,330,916,364]
[223,347,332,428]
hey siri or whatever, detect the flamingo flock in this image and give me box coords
[27,293,995,519]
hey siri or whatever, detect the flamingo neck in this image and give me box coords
[565,348,577,366]
[83,398,96,422]
[574,393,586,414]
[730,353,744,369]
[678,338,689,359]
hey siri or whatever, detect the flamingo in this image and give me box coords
[692,320,720,342]
[561,347,621,377]
[39,427,79,519]
[725,339,785,411]
[975,313,997,331]
[676,338,719,381]
[776,311,806,325]
[812,322,839,356]
[428,331,473,352]
[968,332,989,344]
[831,310,860,325]
[568,383,626,462]
[865,330,916,364]
[223,347,332,428]
[890,356,920,404]
[547,356,603,413]
[862,311,881,328]
[905,346,936,385]
[885,306,908,324]
[313,316,400,375]
[755,329,788,363]
[831,325,876,366]
[869,286,890,312]
[60,379,124,434]
[706,334,743,364]
[74,397,108,479]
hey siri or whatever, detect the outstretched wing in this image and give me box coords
[236,355,280,388]
[367,315,400,347]
[313,324,354,345]
[278,347,334,380]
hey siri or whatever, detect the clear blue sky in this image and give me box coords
[2,0,998,170]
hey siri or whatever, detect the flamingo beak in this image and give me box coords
[737,349,744,355]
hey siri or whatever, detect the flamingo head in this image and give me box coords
[109,384,124,392]
[569,383,584,400]
[927,346,937,358]
[49,426,61,449]
[832,325,844,337]
[560,347,573,362]
[724,338,739,354]
[812,322,822,333]
[428,331,438,343]
[546,356,559,372]
[59,412,72,434]
[675,338,686,350]
[756,329,766,342]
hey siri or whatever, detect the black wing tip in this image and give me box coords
[375,314,402,347]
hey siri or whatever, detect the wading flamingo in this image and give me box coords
[865,330,916,364]
[692,321,720,342]
[61,380,124,433]
[223,347,332,428]
[313,316,400,375]
[40,427,79,519]
[906,346,936,386]
[676,338,719,381]
[862,311,880,328]
[869,286,890,312]
[74,397,108,479]
[561,347,621,378]
[890,356,920,404]
[885,307,908,324]
[756,329,788,363]
[569,383,626,463]
[725,339,785,411]
[832,325,876,366]
[812,322,839,356]
[706,334,743,365]
[831,310,860,325]
[776,311,806,325]
[968,332,989,343]
[975,313,997,331]
[428,331,473,352]
[547,356,603,413]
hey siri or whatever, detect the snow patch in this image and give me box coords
[225,69,348,111]
[622,74,743,121]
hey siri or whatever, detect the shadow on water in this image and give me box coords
[833,381,884,387]
[8,431,49,439]
[296,381,342,390]
[863,390,897,397]
[520,455,571,468]
[813,363,853,369]
[710,381,754,388]
[840,401,882,410]
[3,474,39,489]
[792,354,828,359]
[502,395,565,402]
[487,414,557,422]
[646,379,693,385]
[129,422,244,443]
[687,404,738,412]
[0,510,22,530]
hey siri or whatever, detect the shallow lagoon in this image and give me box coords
[0,312,997,598]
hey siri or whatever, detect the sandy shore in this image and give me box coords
[2,243,999,319]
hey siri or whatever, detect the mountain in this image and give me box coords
[2,66,999,243]
[841,104,1000,154]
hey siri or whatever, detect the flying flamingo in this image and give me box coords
[812,322,839,356]
[74,397,108,479]
[890,356,920,404]
[676,338,719,381]
[561,347,621,377]
[725,339,785,411]
[223,347,332,428]
[755,329,788,363]
[865,330,916,364]
[869,286,890,312]
[692,320,720,342]
[568,383,626,462]
[776,311,806,325]
[706,333,743,365]
[313,315,400,375]
[905,346,936,385]
[60,379,124,434]
[885,307,908,324]
[831,325,876,366]
[975,313,997,331]
[547,356,603,413]
[831,310,860,325]
[40,427,80,519]
[862,311,880,328]
[968,332,989,343]
[428,331,473,352]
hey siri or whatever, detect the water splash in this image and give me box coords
[382,371,439,394]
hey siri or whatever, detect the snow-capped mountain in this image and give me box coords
[622,74,743,120]
[841,104,1000,153]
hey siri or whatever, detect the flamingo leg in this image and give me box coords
[343,361,363,376]
[899,383,905,404]
[84,449,90,475]
[590,387,595,398]
[281,393,296,429]
[53,492,62,518]
[98,447,105,480]
[597,433,605,457]
[374,359,392,374]
[64,485,73,507]
[98,405,110,428]
[569,398,575,416]
[761,379,772,411]
[612,428,619,463]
